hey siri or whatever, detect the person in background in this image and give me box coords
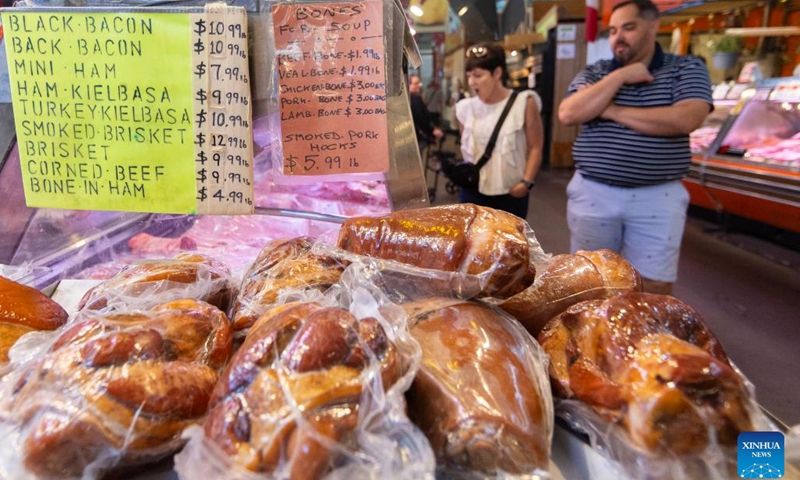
[455,42,544,220]
[558,0,712,295]
[409,74,443,151]
[446,78,466,131]
[422,79,443,126]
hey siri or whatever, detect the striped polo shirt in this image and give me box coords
[568,44,713,187]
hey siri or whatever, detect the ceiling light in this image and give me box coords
[511,50,518,56]
[458,6,469,16]
[410,27,417,35]
[410,5,424,16]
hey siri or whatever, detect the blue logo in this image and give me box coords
[738,431,784,478]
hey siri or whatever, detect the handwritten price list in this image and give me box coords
[3,5,253,215]
[191,5,254,214]
[273,0,389,175]
[4,10,197,213]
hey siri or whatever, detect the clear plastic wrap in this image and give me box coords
[259,0,420,186]
[336,204,549,300]
[77,252,236,314]
[538,292,778,480]
[499,249,642,337]
[231,237,349,335]
[174,262,435,480]
[401,298,553,479]
[0,298,234,479]
[0,275,68,364]
[0,264,53,288]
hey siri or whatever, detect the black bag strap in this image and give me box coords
[475,90,521,170]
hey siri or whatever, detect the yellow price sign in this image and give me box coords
[3,7,253,214]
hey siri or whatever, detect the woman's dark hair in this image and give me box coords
[465,42,509,84]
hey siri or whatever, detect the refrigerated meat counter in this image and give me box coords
[686,77,800,234]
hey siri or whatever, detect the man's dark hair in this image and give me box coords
[465,42,509,84]
[612,0,660,20]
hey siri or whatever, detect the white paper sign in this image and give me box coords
[557,43,576,60]
[557,25,576,42]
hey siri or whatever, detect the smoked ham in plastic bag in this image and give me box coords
[336,204,543,299]
[0,275,68,364]
[175,274,435,480]
[231,237,348,334]
[77,253,235,313]
[538,292,774,479]
[500,249,641,337]
[0,298,233,479]
[402,298,553,478]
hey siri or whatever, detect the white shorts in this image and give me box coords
[566,172,690,282]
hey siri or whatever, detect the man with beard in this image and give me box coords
[558,0,712,295]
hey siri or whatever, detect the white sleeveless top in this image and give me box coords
[455,90,541,196]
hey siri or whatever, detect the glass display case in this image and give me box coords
[689,81,757,155]
[718,98,800,168]
[0,0,431,290]
[0,137,395,290]
[685,77,800,234]
[689,101,734,155]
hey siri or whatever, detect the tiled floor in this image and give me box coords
[428,148,800,427]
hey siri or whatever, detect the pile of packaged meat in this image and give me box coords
[0,204,781,480]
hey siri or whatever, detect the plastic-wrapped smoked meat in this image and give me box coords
[175,293,435,480]
[500,249,642,337]
[336,204,545,299]
[232,237,348,335]
[538,292,777,480]
[0,299,233,479]
[77,253,236,313]
[0,276,68,364]
[402,298,553,478]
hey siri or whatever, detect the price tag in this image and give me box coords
[726,83,750,100]
[3,5,253,214]
[191,4,254,214]
[712,83,732,100]
[769,81,800,102]
[272,1,389,176]
[752,87,772,101]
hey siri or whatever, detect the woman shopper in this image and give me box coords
[454,42,544,219]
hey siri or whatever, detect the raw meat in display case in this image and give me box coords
[689,125,722,153]
[689,101,733,154]
[1,138,394,287]
[718,99,800,166]
[745,132,800,166]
